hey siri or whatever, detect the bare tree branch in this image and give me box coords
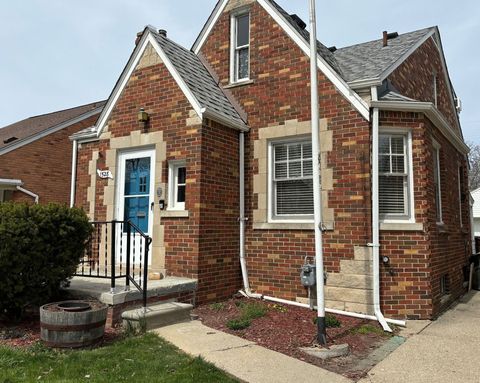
[468,141,480,191]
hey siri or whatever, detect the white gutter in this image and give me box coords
[371,86,393,332]
[201,107,249,132]
[70,140,78,208]
[16,186,39,204]
[0,178,23,188]
[371,100,469,155]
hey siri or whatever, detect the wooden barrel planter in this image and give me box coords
[40,300,108,348]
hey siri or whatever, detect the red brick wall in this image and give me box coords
[389,37,460,134]
[200,2,372,301]
[0,115,98,205]
[75,52,241,303]
[378,111,470,319]
[197,119,242,302]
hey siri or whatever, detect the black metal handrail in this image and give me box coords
[75,220,152,309]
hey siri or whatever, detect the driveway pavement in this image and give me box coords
[360,291,480,383]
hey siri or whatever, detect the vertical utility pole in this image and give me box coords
[309,0,327,346]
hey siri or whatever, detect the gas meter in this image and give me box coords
[300,256,316,287]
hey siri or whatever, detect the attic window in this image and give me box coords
[230,12,250,83]
[3,137,18,144]
[433,73,439,107]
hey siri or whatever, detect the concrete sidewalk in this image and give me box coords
[360,291,480,383]
[153,320,351,383]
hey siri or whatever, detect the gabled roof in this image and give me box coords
[334,27,435,85]
[153,30,246,127]
[192,0,370,121]
[0,101,105,155]
[88,26,247,141]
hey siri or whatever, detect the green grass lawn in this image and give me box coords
[0,333,237,383]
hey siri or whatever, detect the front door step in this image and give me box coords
[122,302,193,331]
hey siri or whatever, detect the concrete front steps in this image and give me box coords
[122,302,193,331]
[65,276,197,326]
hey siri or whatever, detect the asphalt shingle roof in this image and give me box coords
[267,0,342,76]
[152,29,246,128]
[334,28,434,83]
[0,101,105,151]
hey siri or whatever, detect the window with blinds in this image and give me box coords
[272,140,314,219]
[379,134,410,219]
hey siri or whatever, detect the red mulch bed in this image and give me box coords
[194,297,395,380]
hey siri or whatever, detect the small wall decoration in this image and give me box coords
[97,169,113,179]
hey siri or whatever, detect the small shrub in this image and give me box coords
[209,303,225,312]
[0,203,92,319]
[325,314,341,328]
[234,300,245,308]
[313,314,342,328]
[226,318,251,331]
[240,302,268,320]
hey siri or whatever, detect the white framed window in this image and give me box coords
[432,140,443,223]
[230,12,250,83]
[379,130,414,222]
[168,161,186,211]
[268,138,314,222]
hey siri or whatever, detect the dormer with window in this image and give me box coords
[230,11,250,84]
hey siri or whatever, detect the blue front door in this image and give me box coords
[123,157,151,233]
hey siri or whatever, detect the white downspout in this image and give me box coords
[16,186,39,204]
[239,131,261,299]
[371,86,393,332]
[70,140,78,208]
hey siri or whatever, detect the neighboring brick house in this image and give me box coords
[0,101,105,204]
[72,0,471,320]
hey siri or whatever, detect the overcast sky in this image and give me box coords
[0,0,478,144]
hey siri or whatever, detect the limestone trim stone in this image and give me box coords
[253,118,334,230]
[87,151,99,220]
[323,246,375,315]
[102,130,167,274]
[224,0,256,13]
[136,42,163,70]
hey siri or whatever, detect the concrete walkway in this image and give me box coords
[153,320,351,383]
[360,291,480,383]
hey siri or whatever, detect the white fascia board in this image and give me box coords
[256,0,370,121]
[201,107,249,132]
[192,0,228,54]
[147,35,203,116]
[378,30,435,83]
[94,32,152,137]
[349,78,383,90]
[0,106,103,156]
[371,100,470,154]
[94,32,204,138]
[192,0,370,121]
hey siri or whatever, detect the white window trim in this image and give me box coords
[229,10,251,84]
[267,136,314,224]
[168,160,187,211]
[379,128,416,224]
[433,139,443,224]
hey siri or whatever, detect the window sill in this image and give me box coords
[437,222,449,234]
[224,79,254,89]
[380,222,424,231]
[253,221,334,231]
[161,210,189,218]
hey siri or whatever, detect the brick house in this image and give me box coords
[72,0,472,320]
[0,102,105,204]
